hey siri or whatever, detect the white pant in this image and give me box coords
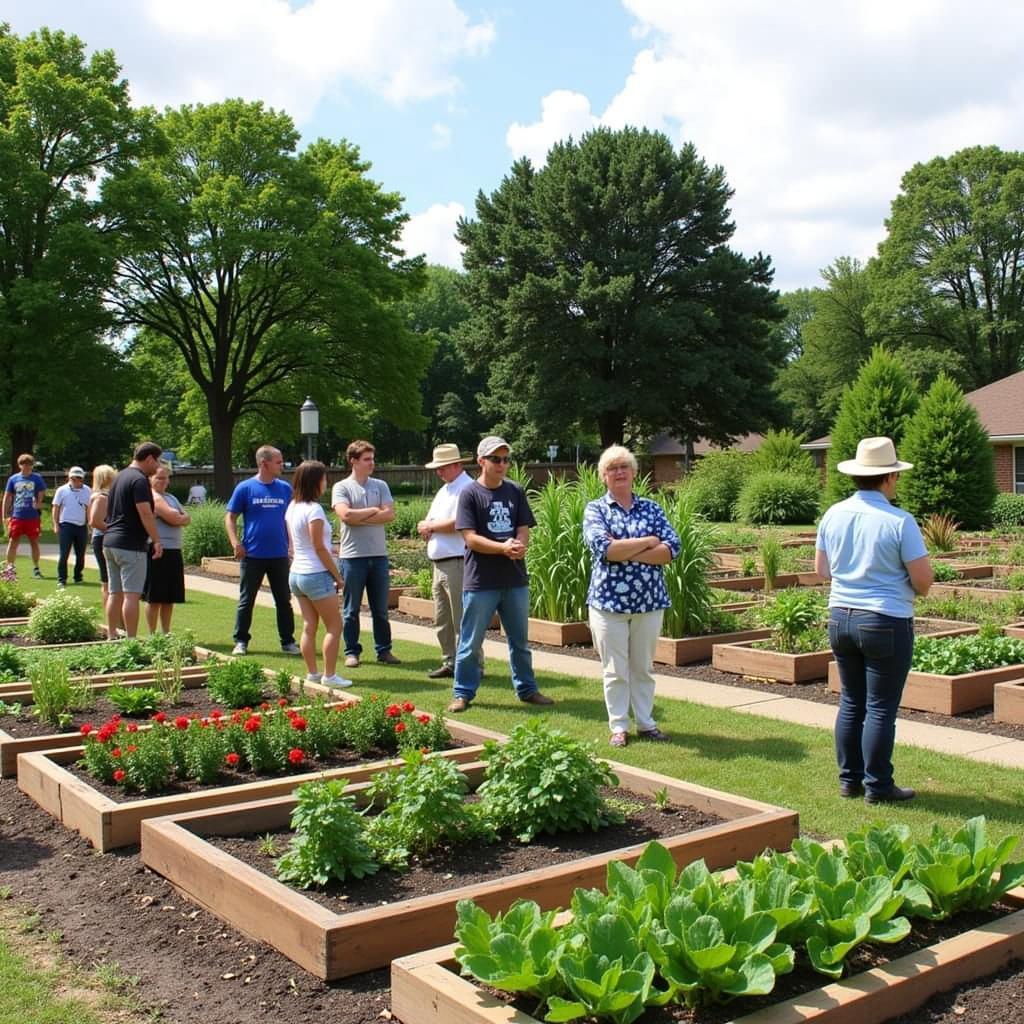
[588,606,663,734]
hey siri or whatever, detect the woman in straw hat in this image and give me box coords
[814,437,934,805]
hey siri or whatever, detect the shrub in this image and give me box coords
[388,546,431,574]
[181,499,232,564]
[206,659,267,708]
[386,499,430,540]
[749,428,817,478]
[825,346,919,505]
[0,582,36,617]
[681,450,752,521]
[735,471,820,525]
[931,561,960,583]
[26,591,99,644]
[992,494,1024,529]
[899,374,996,530]
[921,513,960,553]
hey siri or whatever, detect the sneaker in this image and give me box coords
[305,672,322,683]
[344,654,360,669]
[839,781,864,799]
[427,664,454,679]
[864,785,916,805]
[231,642,248,656]
[520,691,555,706]
[447,697,471,713]
[637,727,669,742]
[33,567,43,579]
[56,581,66,589]
[322,674,353,688]
[377,651,401,665]
[609,731,627,748]
[280,642,300,655]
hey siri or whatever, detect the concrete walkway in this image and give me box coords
[173,568,1024,771]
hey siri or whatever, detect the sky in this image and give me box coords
[9,0,1024,292]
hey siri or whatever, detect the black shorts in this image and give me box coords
[143,548,186,604]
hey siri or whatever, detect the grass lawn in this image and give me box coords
[9,553,1024,848]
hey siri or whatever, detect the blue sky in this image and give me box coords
[9,1,1024,292]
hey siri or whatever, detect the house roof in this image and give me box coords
[649,431,765,456]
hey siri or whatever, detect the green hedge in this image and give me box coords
[735,471,820,525]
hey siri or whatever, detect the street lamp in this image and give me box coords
[547,443,559,464]
[300,397,319,461]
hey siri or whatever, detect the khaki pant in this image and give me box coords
[588,606,663,734]
[433,557,483,669]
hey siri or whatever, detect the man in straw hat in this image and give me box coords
[417,444,484,679]
[815,436,934,805]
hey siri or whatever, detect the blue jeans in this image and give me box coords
[453,586,537,702]
[829,607,914,795]
[339,556,392,658]
[57,522,88,584]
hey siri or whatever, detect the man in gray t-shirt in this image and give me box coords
[331,439,399,668]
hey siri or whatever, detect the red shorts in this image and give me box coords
[8,517,41,540]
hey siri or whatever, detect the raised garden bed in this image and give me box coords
[525,617,591,646]
[391,892,1024,1024]
[931,581,1023,602]
[712,572,823,593]
[139,760,797,979]
[993,679,1024,724]
[397,593,500,630]
[16,713,502,851]
[654,627,771,667]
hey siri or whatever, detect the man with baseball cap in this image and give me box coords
[447,436,554,712]
[417,443,484,679]
[52,466,92,587]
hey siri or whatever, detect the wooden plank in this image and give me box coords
[525,619,591,646]
[653,628,771,667]
[397,594,435,620]
[993,679,1024,723]
[712,640,833,684]
[392,961,531,1024]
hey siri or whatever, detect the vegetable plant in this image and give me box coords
[758,590,827,653]
[26,591,99,644]
[104,684,161,716]
[759,532,782,592]
[911,630,1024,675]
[931,561,961,583]
[205,659,267,707]
[30,658,93,727]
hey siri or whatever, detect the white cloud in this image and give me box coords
[506,90,598,165]
[431,122,453,149]
[401,201,466,269]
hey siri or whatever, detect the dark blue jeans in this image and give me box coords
[233,556,295,647]
[829,607,914,795]
[57,522,88,584]
[339,556,392,658]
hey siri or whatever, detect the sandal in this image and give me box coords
[609,731,628,748]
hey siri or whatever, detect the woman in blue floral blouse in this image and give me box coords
[583,446,680,748]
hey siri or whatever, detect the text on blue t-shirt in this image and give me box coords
[226,477,292,559]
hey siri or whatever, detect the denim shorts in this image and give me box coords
[289,570,338,602]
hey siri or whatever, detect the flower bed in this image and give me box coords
[139,759,797,979]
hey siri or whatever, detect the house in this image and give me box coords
[799,368,1024,493]
[648,432,765,485]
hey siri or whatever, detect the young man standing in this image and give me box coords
[447,436,554,712]
[52,466,91,587]
[103,443,164,638]
[332,439,399,668]
[3,454,47,579]
[225,445,299,656]
[417,443,483,679]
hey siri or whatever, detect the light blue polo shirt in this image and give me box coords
[816,490,928,618]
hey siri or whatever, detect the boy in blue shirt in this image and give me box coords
[3,453,47,579]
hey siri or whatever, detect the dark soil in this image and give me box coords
[205,787,720,913]
[0,630,106,648]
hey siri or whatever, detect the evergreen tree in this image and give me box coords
[825,347,919,505]
[898,375,996,529]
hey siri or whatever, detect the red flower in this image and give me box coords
[225,752,240,767]
[174,716,190,730]
[97,724,116,743]
[402,701,415,713]
[199,719,209,728]
[152,711,167,724]
[111,714,122,724]
[230,711,243,724]
[111,747,122,758]
[126,744,138,754]
[418,714,430,724]
[386,704,401,718]
[290,716,307,732]
[113,769,126,783]
[79,723,93,736]
[210,708,222,719]
[260,702,271,711]
[287,748,304,765]
[394,722,406,733]
[126,722,139,733]
[243,716,261,733]
[277,697,289,707]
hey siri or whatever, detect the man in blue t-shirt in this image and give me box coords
[225,445,298,656]
[3,453,47,579]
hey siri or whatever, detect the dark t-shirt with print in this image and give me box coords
[456,479,536,591]
[103,467,154,551]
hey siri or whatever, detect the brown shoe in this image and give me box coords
[427,664,454,679]
[520,691,554,706]
[344,655,360,669]
[447,697,471,713]
[377,651,401,665]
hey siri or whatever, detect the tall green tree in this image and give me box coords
[899,374,996,529]
[456,127,786,453]
[104,100,430,496]
[870,145,1024,388]
[825,346,919,505]
[0,25,149,461]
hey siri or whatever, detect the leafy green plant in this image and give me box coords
[931,561,961,583]
[660,494,717,638]
[1003,571,1024,591]
[916,593,1024,626]
[681,450,752,521]
[735,471,820,526]
[911,632,1024,675]
[276,780,378,888]
[414,567,434,600]
[180,499,232,564]
[740,554,758,577]
[759,590,827,654]
[104,684,161,716]
[759,532,782,592]
[206,659,267,707]
[0,643,24,681]
[477,718,622,843]
[0,698,23,716]
[0,581,36,617]
[992,494,1024,529]
[26,591,100,644]
[921,513,960,553]
[30,658,93,727]
[386,498,431,540]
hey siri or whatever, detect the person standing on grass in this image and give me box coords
[815,436,934,806]
[417,443,484,680]
[332,439,400,669]
[225,445,299,657]
[3,453,46,579]
[143,461,190,634]
[447,436,554,713]
[103,442,164,639]
[285,460,350,688]
[583,445,679,749]
[88,465,116,618]
[52,466,91,588]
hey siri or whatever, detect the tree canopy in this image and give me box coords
[104,99,430,494]
[456,126,786,453]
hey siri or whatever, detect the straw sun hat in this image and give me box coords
[424,443,468,469]
[835,436,913,476]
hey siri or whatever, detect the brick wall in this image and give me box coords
[994,444,1014,494]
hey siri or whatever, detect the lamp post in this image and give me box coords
[300,397,319,461]
[547,443,559,464]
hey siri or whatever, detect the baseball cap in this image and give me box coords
[477,436,511,458]
[69,466,86,478]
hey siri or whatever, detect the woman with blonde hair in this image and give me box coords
[88,465,117,611]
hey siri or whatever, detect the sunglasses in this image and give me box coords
[484,455,511,464]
